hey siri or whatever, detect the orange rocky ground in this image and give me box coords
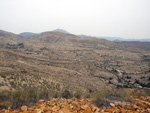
[0,96,150,113]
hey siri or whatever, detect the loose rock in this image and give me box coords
[21,105,27,111]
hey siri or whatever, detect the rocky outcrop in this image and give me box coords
[1,96,150,113]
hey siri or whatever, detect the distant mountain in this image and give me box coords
[96,36,150,42]
[76,34,91,38]
[19,29,71,37]
[77,34,150,42]
[76,35,125,41]
[19,32,41,37]
[125,39,150,42]
[19,29,150,42]
[97,36,124,41]
[52,28,71,34]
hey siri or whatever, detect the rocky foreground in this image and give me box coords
[0,96,150,113]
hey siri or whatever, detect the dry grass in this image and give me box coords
[91,88,150,108]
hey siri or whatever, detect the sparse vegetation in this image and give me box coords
[0,30,150,111]
[92,88,130,107]
[127,76,131,79]
[92,88,150,108]
[74,90,82,99]
[0,86,150,110]
[61,89,72,99]
[0,88,58,110]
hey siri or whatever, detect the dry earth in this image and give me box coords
[0,30,150,92]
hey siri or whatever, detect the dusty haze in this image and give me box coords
[0,0,150,39]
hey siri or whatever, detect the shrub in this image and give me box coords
[38,89,49,100]
[134,79,150,88]
[11,98,27,110]
[135,79,140,84]
[108,81,113,84]
[0,90,12,102]
[130,89,150,97]
[0,87,59,110]
[92,88,133,108]
[109,77,113,80]
[127,76,131,79]
[61,89,72,99]
[74,91,82,99]
[21,71,27,73]
[94,98,110,108]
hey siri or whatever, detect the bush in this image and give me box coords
[130,89,150,97]
[134,79,150,88]
[61,89,72,99]
[38,89,49,100]
[0,88,59,110]
[0,90,12,102]
[94,98,110,108]
[127,76,131,79]
[92,88,133,108]
[21,71,27,73]
[74,91,82,99]
[11,98,27,110]
[135,79,140,84]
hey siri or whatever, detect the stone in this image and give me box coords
[147,108,150,112]
[83,106,92,113]
[21,105,28,111]
[40,106,46,112]
[92,106,97,111]
[52,105,60,111]
[2,96,150,113]
[133,105,138,108]
[110,103,115,107]
[23,111,30,113]
[62,107,70,113]
[120,103,127,108]
[114,101,119,106]
[81,104,88,110]
[34,109,42,113]
[5,110,9,113]
[59,109,64,113]
[39,99,45,102]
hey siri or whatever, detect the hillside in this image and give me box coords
[0,30,150,93]
[117,41,150,51]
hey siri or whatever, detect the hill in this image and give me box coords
[0,30,150,93]
[19,32,41,37]
[116,41,150,51]
[51,28,71,34]
[19,29,70,37]
[18,29,150,42]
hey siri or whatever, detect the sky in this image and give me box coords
[0,0,150,39]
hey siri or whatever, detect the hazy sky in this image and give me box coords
[0,0,150,39]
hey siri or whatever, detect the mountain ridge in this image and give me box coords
[18,29,150,42]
